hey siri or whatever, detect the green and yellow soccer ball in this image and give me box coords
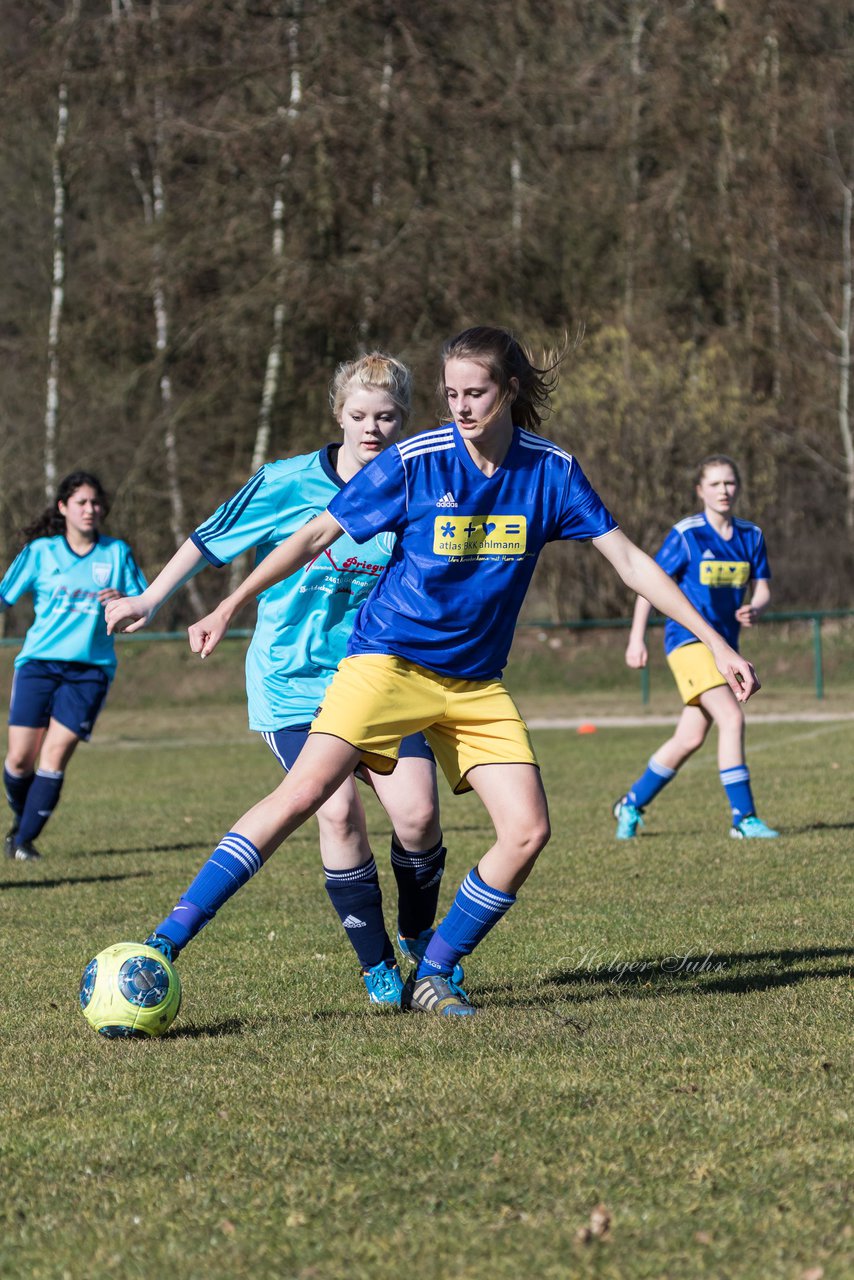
[79,942,182,1039]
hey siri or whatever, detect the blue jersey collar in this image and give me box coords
[62,533,101,559]
[451,422,520,480]
[320,443,347,489]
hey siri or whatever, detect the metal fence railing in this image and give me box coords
[516,609,854,702]
[2,610,852,702]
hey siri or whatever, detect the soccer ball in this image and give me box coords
[79,942,182,1039]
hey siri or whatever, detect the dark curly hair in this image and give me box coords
[20,472,110,545]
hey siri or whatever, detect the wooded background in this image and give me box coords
[1,1,852,629]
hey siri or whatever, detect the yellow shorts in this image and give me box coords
[667,642,727,706]
[310,654,538,795]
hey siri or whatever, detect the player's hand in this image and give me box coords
[105,593,153,635]
[715,646,760,702]
[625,638,648,669]
[188,604,231,659]
[97,588,122,606]
[735,604,759,627]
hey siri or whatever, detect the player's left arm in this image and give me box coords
[188,510,345,659]
[592,528,760,702]
[736,578,770,628]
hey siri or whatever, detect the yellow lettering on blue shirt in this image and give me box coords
[699,560,751,587]
[433,515,527,557]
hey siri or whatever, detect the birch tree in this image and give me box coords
[43,1,80,500]
[111,0,204,612]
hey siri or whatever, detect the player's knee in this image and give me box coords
[5,750,32,774]
[285,775,339,824]
[681,726,708,754]
[390,798,440,849]
[715,702,745,735]
[514,813,550,862]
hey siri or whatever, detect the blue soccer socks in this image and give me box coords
[15,768,64,846]
[151,831,263,954]
[4,765,34,820]
[416,866,516,980]
[720,766,755,824]
[324,856,394,969]
[626,757,676,810]
[390,835,447,939]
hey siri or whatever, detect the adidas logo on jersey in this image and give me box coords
[436,491,458,508]
[701,549,715,559]
[341,914,367,929]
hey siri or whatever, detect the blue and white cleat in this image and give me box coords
[361,958,404,1007]
[144,932,179,963]
[730,815,779,839]
[613,798,644,840]
[397,928,465,987]
[402,972,476,1017]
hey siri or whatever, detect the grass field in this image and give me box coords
[1,688,851,1280]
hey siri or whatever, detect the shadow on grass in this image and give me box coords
[167,1008,356,1039]
[531,943,854,1004]
[69,841,208,859]
[0,869,153,892]
[783,821,854,834]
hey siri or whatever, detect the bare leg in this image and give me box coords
[697,684,746,770]
[231,733,364,860]
[5,724,47,775]
[465,762,550,894]
[367,756,441,850]
[652,703,713,772]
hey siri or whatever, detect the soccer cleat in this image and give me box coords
[613,798,644,840]
[361,958,404,1007]
[402,971,476,1017]
[144,932,179,963]
[397,929,465,987]
[6,836,42,862]
[4,824,19,859]
[730,815,779,839]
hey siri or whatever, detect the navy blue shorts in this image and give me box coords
[9,659,111,741]
[261,724,434,774]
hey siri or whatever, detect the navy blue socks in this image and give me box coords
[3,765,34,824]
[390,835,447,939]
[324,856,394,969]
[16,769,64,845]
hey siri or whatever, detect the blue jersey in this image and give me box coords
[191,446,396,731]
[655,514,771,655]
[327,424,618,681]
[0,534,147,675]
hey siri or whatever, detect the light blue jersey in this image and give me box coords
[0,535,147,675]
[328,424,618,681]
[655,514,771,655]
[191,446,395,731]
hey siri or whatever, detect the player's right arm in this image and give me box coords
[105,538,205,635]
[188,511,344,659]
[625,594,653,669]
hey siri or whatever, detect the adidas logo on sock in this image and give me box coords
[436,491,457,508]
[342,914,367,928]
[424,869,444,888]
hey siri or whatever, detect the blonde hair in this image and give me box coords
[329,351,413,424]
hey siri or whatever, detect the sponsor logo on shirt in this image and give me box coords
[433,515,527,557]
[699,560,750,587]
